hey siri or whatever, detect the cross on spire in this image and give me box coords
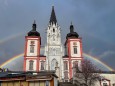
[32,20,36,31]
[70,22,74,33]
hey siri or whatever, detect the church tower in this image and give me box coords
[64,23,83,81]
[44,6,64,80]
[23,21,41,72]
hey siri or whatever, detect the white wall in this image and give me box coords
[70,40,81,57]
[100,74,115,86]
[45,23,64,81]
[27,40,38,56]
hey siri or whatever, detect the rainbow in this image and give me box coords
[0,53,24,68]
[0,32,24,44]
[83,53,113,71]
[0,53,114,71]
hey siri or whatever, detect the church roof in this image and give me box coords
[28,21,40,36]
[0,71,58,79]
[66,23,79,39]
[49,6,57,24]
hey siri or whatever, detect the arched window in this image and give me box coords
[73,61,78,76]
[51,59,58,70]
[29,60,34,70]
[73,61,78,68]
[53,28,55,32]
[73,42,77,54]
[64,71,68,79]
[64,61,68,70]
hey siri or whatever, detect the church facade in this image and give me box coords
[0,6,114,86]
[23,6,83,81]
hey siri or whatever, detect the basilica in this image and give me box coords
[0,6,115,86]
[23,6,83,82]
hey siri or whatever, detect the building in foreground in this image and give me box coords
[0,71,58,86]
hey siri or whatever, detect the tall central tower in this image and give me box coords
[44,6,64,80]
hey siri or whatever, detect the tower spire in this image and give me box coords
[32,20,36,31]
[49,6,57,24]
[66,22,79,39]
[28,20,40,36]
[70,22,74,33]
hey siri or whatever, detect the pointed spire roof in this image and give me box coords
[49,6,57,24]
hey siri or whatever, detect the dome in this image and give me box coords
[28,22,40,36]
[66,24,79,39]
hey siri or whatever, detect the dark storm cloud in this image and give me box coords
[60,0,115,69]
[0,34,24,63]
[66,0,115,56]
[68,0,115,43]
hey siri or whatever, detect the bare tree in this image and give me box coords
[74,59,100,86]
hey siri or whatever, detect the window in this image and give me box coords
[64,71,68,79]
[46,81,49,86]
[30,45,34,53]
[64,61,68,70]
[73,61,78,76]
[113,83,115,86]
[73,61,78,68]
[29,60,34,70]
[41,61,45,70]
[53,28,55,32]
[73,46,77,54]
[103,83,108,86]
[51,59,58,70]
[30,41,35,53]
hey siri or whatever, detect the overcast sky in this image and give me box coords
[0,0,115,70]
